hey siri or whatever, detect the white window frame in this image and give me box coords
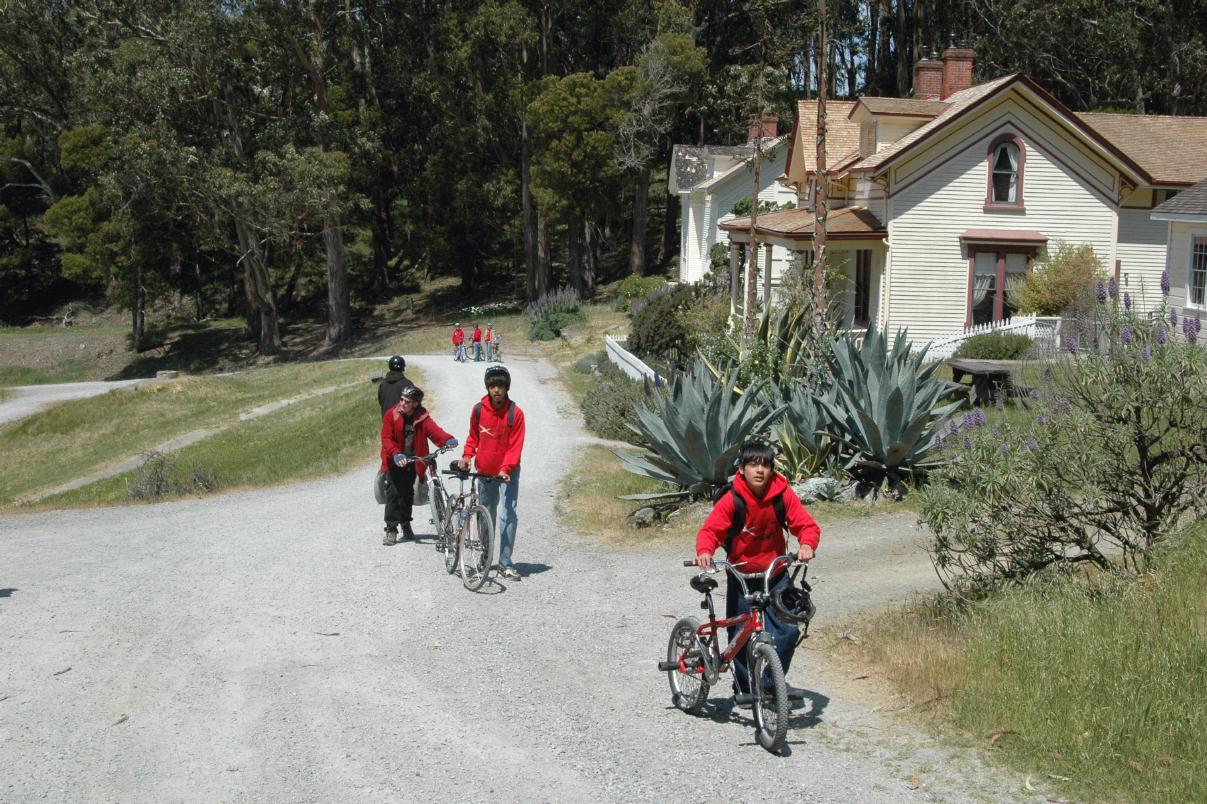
[1188,228,1207,311]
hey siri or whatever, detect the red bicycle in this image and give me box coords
[658,555,809,753]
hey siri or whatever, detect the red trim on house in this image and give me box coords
[984,133,1026,211]
[961,228,1047,245]
[965,255,975,328]
[964,236,1044,327]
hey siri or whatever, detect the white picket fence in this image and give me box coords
[604,335,662,383]
[925,315,1063,360]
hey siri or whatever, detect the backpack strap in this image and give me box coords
[473,400,514,431]
[723,489,787,555]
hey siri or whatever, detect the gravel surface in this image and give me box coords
[0,354,1044,802]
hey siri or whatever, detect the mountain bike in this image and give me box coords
[409,445,456,557]
[658,555,807,754]
[439,467,498,591]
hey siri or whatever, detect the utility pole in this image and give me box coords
[813,0,829,326]
[743,38,769,344]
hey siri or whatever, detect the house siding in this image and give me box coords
[886,98,1118,343]
[1167,220,1207,318]
[1117,206,1170,310]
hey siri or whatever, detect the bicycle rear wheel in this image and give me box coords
[749,638,789,753]
[442,506,460,574]
[666,617,710,713]
[459,504,494,591]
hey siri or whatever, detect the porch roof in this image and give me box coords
[719,205,886,241]
[960,228,1049,245]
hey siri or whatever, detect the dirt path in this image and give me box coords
[0,353,1043,802]
[0,379,147,425]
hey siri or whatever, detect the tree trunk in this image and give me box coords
[234,213,282,355]
[877,0,894,95]
[567,217,584,296]
[867,0,879,93]
[371,184,393,289]
[895,0,910,96]
[629,165,651,276]
[583,219,598,297]
[815,0,830,321]
[536,212,552,297]
[521,112,539,302]
[658,188,678,268]
[323,212,352,345]
[131,263,146,353]
[193,259,204,322]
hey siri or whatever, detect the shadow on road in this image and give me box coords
[0,587,16,599]
[672,686,830,732]
[512,562,551,577]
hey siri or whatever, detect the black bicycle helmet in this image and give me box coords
[484,365,511,390]
[771,580,816,626]
[388,355,406,372]
[400,385,424,404]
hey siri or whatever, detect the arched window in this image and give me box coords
[984,134,1026,211]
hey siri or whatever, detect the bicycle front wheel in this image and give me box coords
[442,507,460,574]
[459,504,494,591]
[428,481,447,537]
[749,638,789,753]
[666,617,710,713]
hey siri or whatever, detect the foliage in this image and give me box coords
[819,327,960,492]
[613,275,667,312]
[701,243,733,294]
[626,284,697,360]
[125,451,219,500]
[729,198,795,217]
[768,382,836,481]
[617,360,784,495]
[526,286,583,340]
[581,361,646,443]
[952,332,1033,360]
[921,282,1207,595]
[1015,241,1107,316]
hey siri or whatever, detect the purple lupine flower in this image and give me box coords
[934,433,945,449]
[1195,316,1202,335]
[1119,326,1133,345]
[1161,270,1171,296]
[992,427,1002,440]
[1190,327,1199,345]
[1055,396,1071,415]
[975,408,989,426]
[1036,413,1050,427]
[961,412,975,430]
[1155,326,1168,346]
[1171,308,1179,327]
[1000,442,1010,455]
[1141,347,1151,364]
[962,435,973,450]
[1043,367,1054,383]
[1108,277,1119,300]
[1123,291,1132,311]
[949,421,960,436]
[1183,316,1192,337]
[1094,281,1108,304]
[1029,389,1041,399]
[1027,437,1038,453]
[1066,336,1079,353]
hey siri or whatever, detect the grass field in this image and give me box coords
[0,360,381,506]
[848,524,1207,803]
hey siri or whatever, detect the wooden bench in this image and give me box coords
[947,358,1013,407]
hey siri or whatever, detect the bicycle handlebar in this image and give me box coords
[441,468,505,482]
[684,555,808,599]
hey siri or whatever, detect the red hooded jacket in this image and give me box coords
[452,327,465,345]
[695,470,820,574]
[380,404,455,478]
[462,394,525,476]
[472,325,482,343]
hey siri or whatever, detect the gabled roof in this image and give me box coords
[1076,113,1207,185]
[719,205,886,241]
[788,100,859,176]
[670,139,786,194]
[1152,177,1207,217]
[853,97,948,118]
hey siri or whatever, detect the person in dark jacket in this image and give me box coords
[377,355,415,415]
[381,385,457,545]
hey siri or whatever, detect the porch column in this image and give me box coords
[729,243,740,317]
[762,241,774,305]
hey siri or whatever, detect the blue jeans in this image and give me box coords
[477,464,520,568]
[727,571,799,694]
[454,344,466,361]
[474,342,483,361]
[485,341,493,361]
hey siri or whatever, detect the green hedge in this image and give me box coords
[953,331,1033,360]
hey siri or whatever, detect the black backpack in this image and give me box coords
[712,483,788,554]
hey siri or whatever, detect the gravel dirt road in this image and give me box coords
[0,380,145,425]
[0,354,1041,802]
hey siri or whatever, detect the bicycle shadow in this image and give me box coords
[690,686,830,732]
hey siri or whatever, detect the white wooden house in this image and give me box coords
[719,47,1207,342]
[1152,177,1207,321]
[669,122,797,290]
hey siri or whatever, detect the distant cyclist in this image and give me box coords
[455,365,525,580]
[484,322,494,361]
[471,323,483,362]
[377,355,415,416]
[381,385,457,546]
[452,323,466,361]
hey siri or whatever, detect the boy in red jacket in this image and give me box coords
[381,385,457,545]
[695,441,820,704]
[451,323,466,362]
[455,365,525,580]
[471,323,484,362]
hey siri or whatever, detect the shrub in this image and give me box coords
[581,362,646,442]
[1015,241,1107,316]
[702,243,732,293]
[613,275,666,312]
[626,284,697,361]
[526,286,583,340]
[921,277,1207,595]
[573,352,603,374]
[125,451,219,500]
[952,332,1033,360]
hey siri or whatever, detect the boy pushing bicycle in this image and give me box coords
[694,442,820,706]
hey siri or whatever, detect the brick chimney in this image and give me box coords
[940,44,975,100]
[913,50,944,100]
[748,112,778,143]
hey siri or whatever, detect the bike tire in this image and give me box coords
[459,504,494,591]
[749,638,789,753]
[666,616,710,713]
[429,482,447,538]
[442,507,460,574]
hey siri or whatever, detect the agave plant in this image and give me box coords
[817,326,961,489]
[766,381,836,481]
[616,359,786,497]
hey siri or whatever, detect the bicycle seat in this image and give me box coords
[690,574,718,594]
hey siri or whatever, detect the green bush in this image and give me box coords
[573,351,603,374]
[581,361,645,442]
[626,284,697,361]
[526,286,583,341]
[1016,241,1107,316]
[952,332,1033,360]
[613,275,666,312]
